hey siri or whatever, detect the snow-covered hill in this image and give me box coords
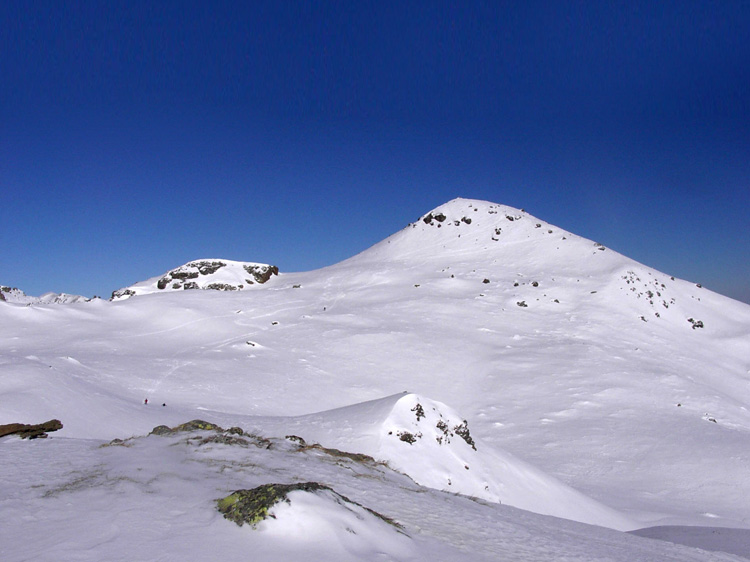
[2,198,749,560]
[111,259,279,300]
[265,392,636,530]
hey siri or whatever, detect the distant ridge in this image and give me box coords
[0,285,92,305]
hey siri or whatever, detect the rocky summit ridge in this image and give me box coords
[110,259,279,300]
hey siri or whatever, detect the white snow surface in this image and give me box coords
[2,198,750,560]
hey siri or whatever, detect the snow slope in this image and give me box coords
[2,197,750,560]
[3,424,744,562]
[266,392,636,530]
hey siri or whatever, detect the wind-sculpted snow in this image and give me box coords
[2,198,750,559]
[1,417,744,561]
[265,393,637,530]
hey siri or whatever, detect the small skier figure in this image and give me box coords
[162,403,166,407]
[144,398,148,405]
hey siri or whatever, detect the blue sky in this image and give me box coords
[2,1,748,303]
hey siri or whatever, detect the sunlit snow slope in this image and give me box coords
[2,198,750,539]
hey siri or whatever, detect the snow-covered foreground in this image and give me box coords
[2,198,750,560]
[1,423,746,561]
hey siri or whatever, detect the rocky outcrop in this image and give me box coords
[0,419,63,439]
[149,419,224,435]
[243,264,279,284]
[217,482,401,530]
[111,259,280,300]
[156,261,228,290]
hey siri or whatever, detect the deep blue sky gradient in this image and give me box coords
[2,1,749,302]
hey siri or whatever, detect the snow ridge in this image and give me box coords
[0,285,93,305]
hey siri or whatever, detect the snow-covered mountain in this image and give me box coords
[2,198,749,561]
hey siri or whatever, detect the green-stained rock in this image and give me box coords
[216,482,403,532]
[217,482,330,528]
[174,420,224,432]
[149,425,174,436]
[149,420,225,437]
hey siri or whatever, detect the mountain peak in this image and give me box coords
[348,197,577,264]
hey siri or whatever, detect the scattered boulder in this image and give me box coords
[411,403,425,421]
[398,431,418,444]
[422,212,446,225]
[453,420,477,451]
[0,419,62,440]
[204,283,238,291]
[243,264,279,284]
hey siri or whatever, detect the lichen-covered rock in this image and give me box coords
[217,482,402,531]
[149,421,274,449]
[217,483,331,527]
[149,420,225,436]
[198,434,251,447]
[149,425,175,436]
[173,420,224,432]
[301,443,379,465]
